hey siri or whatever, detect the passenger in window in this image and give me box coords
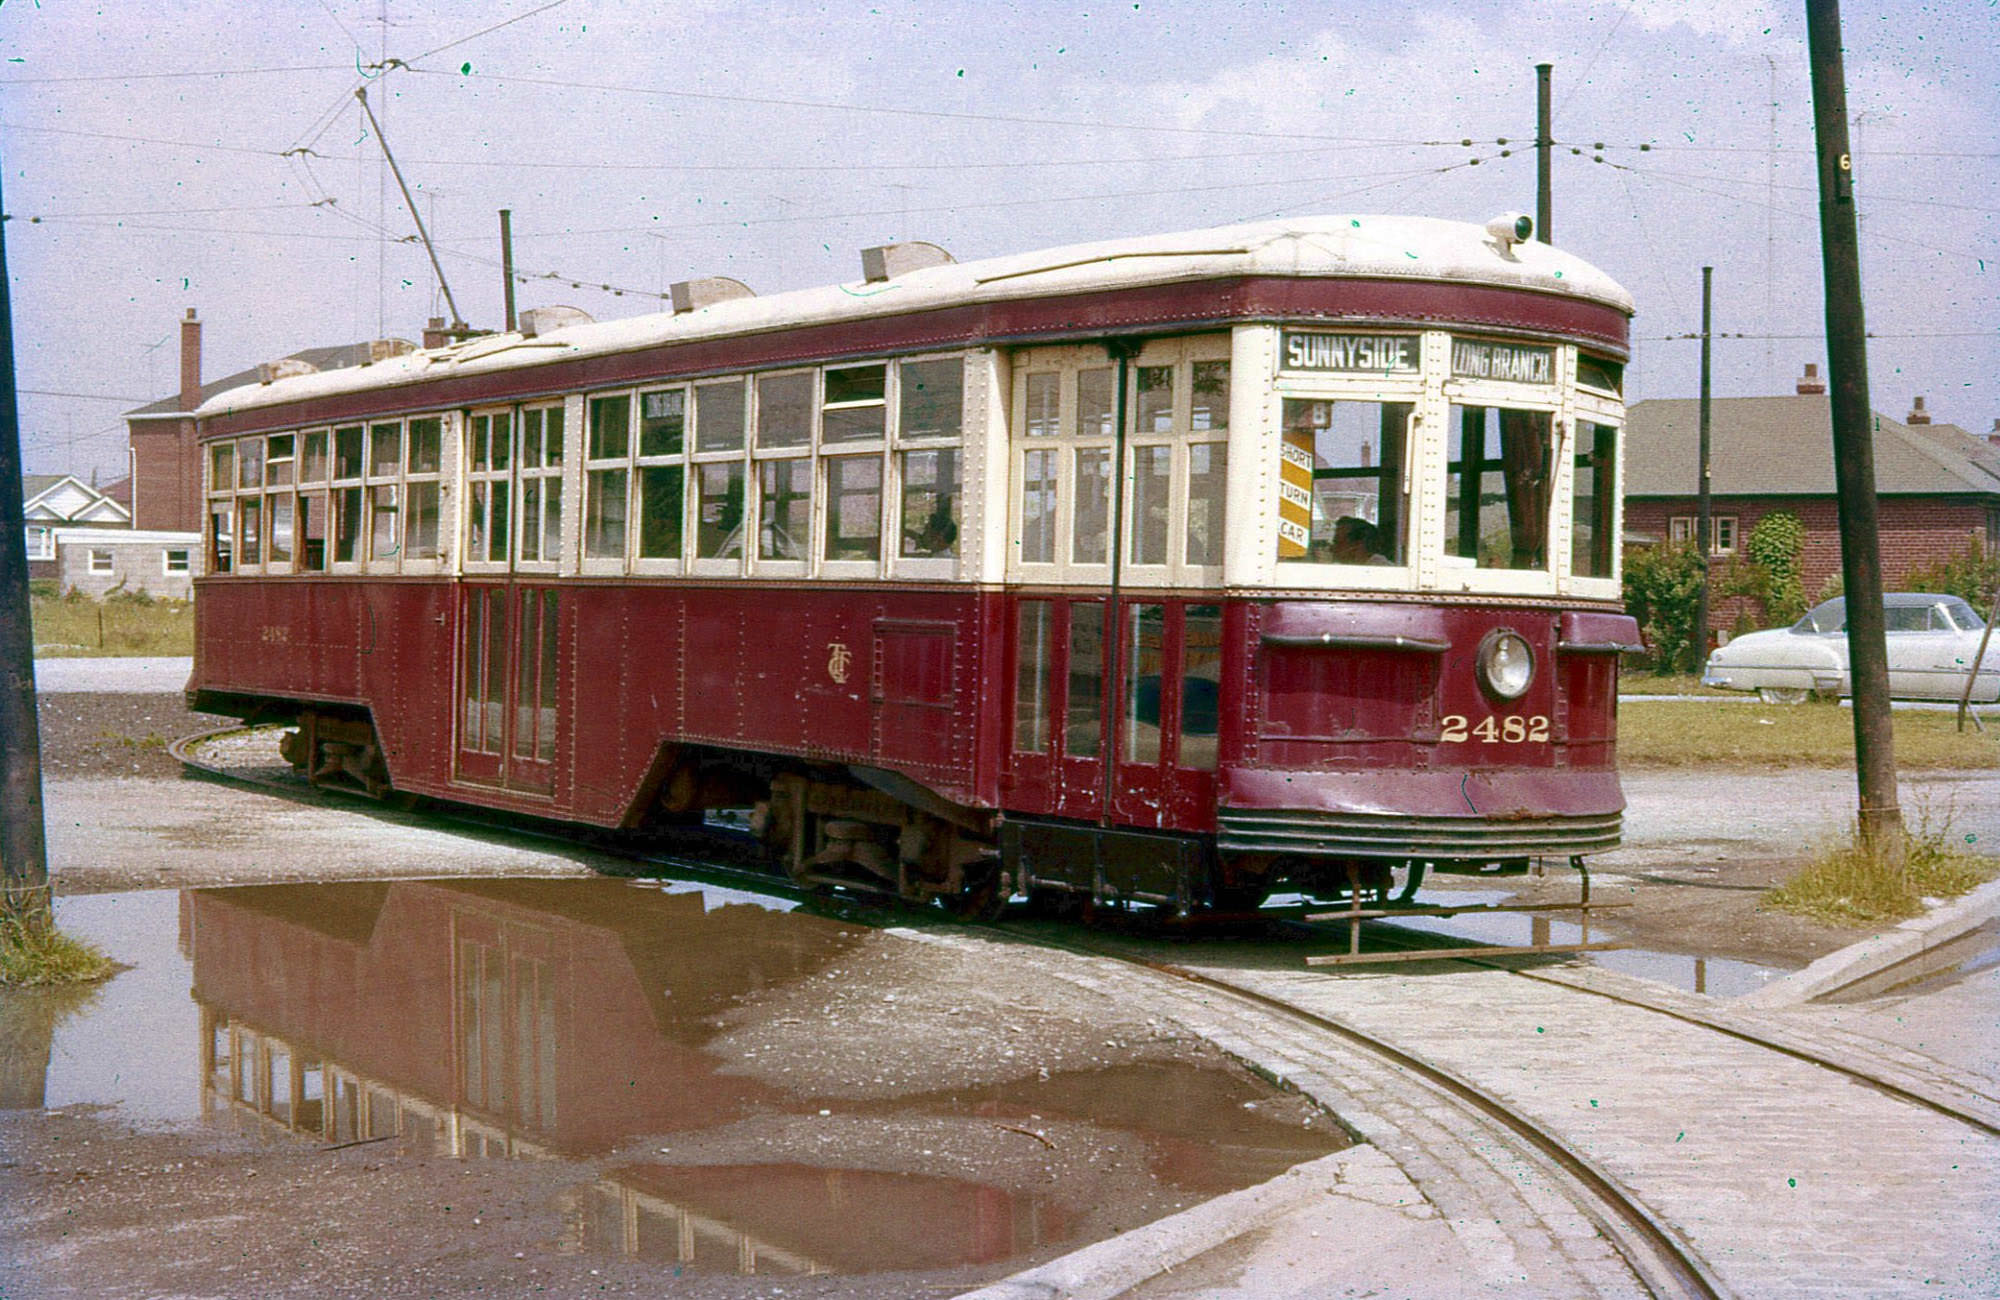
[911,501,957,556]
[1332,516,1392,565]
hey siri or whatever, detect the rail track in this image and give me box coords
[172,724,1997,1298]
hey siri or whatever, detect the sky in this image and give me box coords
[2,0,1995,482]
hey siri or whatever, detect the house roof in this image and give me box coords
[21,473,132,524]
[1625,395,2000,498]
[125,341,413,417]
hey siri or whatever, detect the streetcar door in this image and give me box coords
[455,584,560,794]
[1003,596,1107,821]
[1107,601,1223,830]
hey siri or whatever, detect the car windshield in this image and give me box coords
[1793,599,1844,634]
[1941,596,1985,632]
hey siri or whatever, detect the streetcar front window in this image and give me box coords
[1445,405,1552,571]
[1278,399,1409,566]
[1572,421,1618,579]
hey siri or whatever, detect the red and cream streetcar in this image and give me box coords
[189,212,1640,915]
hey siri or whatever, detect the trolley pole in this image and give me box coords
[1806,0,1902,858]
[1695,266,1713,670]
[1535,63,1553,244]
[0,158,53,922]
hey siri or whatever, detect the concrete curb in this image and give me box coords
[951,1148,1367,1300]
[1737,876,2000,1007]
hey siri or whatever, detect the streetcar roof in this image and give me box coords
[196,213,1634,419]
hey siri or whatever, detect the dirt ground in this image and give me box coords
[7,693,1995,1299]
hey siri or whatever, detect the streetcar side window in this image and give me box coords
[466,411,515,566]
[824,454,881,562]
[1571,421,1618,579]
[1278,399,1410,566]
[894,356,962,564]
[584,395,631,560]
[1446,405,1553,571]
[405,417,445,562]
[696,462,745,559]
[635,388,683,562]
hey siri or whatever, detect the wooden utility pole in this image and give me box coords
[1535,63,1553,244]
[500,208,518,334]
[1806,0,1902,857]
[0,155,53,921]
[1695,266,1714,669]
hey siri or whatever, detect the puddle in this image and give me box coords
[11,877,1340,1277]
[1285,885,1781,997]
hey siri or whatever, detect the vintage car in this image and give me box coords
[1702,593,2000,704]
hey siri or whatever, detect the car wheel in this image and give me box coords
[1758,686,1810,705]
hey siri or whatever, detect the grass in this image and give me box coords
[1765,812,1998,926]
[31,592,193,657]
[1618,671,1737,697]
[1619,698,2000,770]
[0,908,116,987]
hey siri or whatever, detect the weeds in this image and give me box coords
[1765,808,1997,926]
[0,909,116,987]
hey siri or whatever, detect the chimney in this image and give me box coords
[179,308,202,411]
[1795,362,1825,395]
[1989,417,1999,449]
[423,316,452,349]
[1906,395,1930,425]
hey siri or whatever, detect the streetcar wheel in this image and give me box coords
[1757,686,1810,705]
[942,860,1009,922]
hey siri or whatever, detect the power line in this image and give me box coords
[400,66,1448,146]
[0,64,348,85]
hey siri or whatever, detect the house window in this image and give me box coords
[164,548,190,574]
[26,526,54,561]
[88,548,114,575]
[1669,515,1738,555]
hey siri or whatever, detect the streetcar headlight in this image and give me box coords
[1486,212,1533,247]
[1477,629,1536,701]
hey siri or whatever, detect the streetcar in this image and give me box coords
[188,211,1641,916]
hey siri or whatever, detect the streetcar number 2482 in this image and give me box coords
[1440,714,1550,744]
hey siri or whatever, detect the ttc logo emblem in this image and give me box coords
[826,641,853,684]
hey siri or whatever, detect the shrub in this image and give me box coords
[1902,537,2000,612]
[1745,511,1809,625]
[1622,541,1706,673]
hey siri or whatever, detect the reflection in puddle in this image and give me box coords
[569,1164,1067,1274]
[24,877,1340,1277]
[1314,886,1783,996]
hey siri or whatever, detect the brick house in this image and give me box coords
[1625,367,2000,636]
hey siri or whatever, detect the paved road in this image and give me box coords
[32,656,191,694]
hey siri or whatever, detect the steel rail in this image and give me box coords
[1020,927,1727,1300]
[1359,922,2000,1138]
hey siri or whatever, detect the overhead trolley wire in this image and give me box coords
[398,66,1449,147]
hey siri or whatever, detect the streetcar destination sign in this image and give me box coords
[1281,331,1417,374]
[1451,338,1554,384]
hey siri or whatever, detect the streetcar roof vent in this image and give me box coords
[257,357,319,385]
[861,242,954,283]
[518,305,595,338]
[361,338,418,365]
[669,276,756,314]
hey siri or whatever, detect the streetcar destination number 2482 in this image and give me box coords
[1440,714,1551,744]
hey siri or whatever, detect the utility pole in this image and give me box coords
[1806,0,1902,858]
[0,158,53,923]
[1536,63,1553,244]
[500,209,518,334]
[1695,266,1714,670]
